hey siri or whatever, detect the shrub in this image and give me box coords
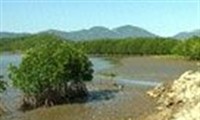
[172,37,200,60]
[0,80,6,93]
[0,78,6,116]
[9,39,93,109]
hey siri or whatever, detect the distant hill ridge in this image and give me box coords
[0,32,30,38]
[42,25,157,40]
[173,29,200,39]
[1,25,199,40]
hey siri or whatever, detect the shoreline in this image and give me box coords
[0,52,191,61]
[90,54,187,59]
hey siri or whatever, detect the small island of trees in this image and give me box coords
[8,39,93,110]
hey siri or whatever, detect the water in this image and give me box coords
[0,54,198,120]
[0,54,113,112]
[0,54,21,114]
[0,54,21,80]
[0,54,111,79]
[89,57,113,73]
[105,56,198,82]
[116,78,161,87]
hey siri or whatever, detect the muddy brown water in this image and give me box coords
[102,56,198,81]
[0,54,199,120]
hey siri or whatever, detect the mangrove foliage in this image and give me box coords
[0,34,200,60]
[9,39,93,109]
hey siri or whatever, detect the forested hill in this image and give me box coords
[0,25,157,40]
[173,29,200,39]
[1,26,199,40]
[44,25,156,40]
[0,32,30,38]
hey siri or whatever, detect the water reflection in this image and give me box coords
[116,78,161,86]
[88,89,118,102]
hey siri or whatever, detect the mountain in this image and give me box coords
[3,25,199,40]
[174,29,200,39]
[40,25,157,40]
[0,25,158,40]
[0,32,29,38]
[43,26,117,40]
[113,25,156,38]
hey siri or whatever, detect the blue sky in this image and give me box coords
[0,0,200,36]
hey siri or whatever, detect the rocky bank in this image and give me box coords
[146,70,200,120]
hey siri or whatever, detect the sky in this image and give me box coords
[0,0,200,37]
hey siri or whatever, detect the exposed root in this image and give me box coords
[20,81,89,111]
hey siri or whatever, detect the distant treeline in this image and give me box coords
[76,37,200,60]
[0,34,200,60]
[0,34,66,52]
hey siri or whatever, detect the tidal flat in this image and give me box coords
[0,54,199,120]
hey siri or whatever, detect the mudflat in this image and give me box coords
[1,56,198,120]
[7,78,155,120]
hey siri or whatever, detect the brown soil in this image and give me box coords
[0,102,5,117]
[0,108,4,116]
